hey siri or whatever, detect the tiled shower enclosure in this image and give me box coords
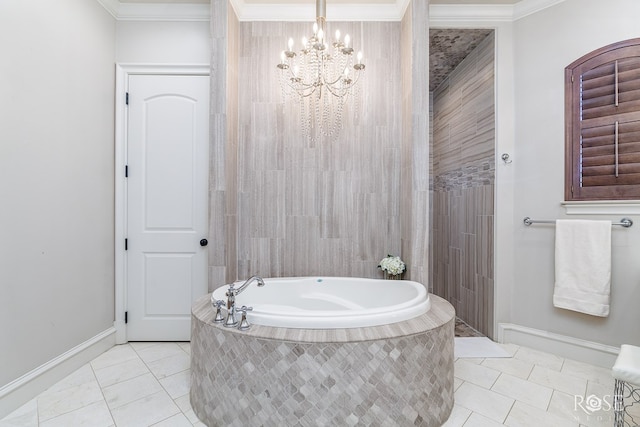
[430,32,495,337]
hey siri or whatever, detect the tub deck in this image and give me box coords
[190,293,455,426]
[192,291,452,342]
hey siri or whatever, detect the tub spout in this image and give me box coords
[235,276,265,295]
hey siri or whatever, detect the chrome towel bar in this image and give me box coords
[523,217,633,228]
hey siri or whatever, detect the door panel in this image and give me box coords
[127,74,209,341]
[144,253,193,315]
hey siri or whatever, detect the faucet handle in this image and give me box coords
[212,299,225,323]
[237,306,253,331]
[226,284,236,296]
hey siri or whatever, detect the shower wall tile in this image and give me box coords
[434,33,495,177]
[430,32,495,337]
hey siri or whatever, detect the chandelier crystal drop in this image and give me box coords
[276,0,365,141]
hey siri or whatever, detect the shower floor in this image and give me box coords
[455,317,484,337]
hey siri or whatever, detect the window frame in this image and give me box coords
[565,38,640,201]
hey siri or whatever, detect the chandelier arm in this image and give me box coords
[291,78,321,96]
[280,75,319,98]
[293,86,320,98]
[319,61,361,94]
[280,66,319,93]
[323,83,350,98]
[322,73,348,88]
[322,72,363,97]
[288,78,317,92]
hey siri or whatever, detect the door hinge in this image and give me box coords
[571,74,574,83]
[125,92,129,105]
[571,185,574,195]
[125,311,128,324]
[125,238,128,250]
[125,165,128,178]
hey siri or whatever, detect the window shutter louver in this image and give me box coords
[566,39,640,200]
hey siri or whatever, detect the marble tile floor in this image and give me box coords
[0,340,625,427]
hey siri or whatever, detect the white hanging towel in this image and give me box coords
[553,219,612,317]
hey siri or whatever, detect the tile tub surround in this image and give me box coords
[190,293,455,426]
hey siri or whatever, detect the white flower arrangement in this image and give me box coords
[378,254,406,276]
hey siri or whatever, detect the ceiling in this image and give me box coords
[120,0,522,4]
[430,0,520,3]
[119,0,209,3]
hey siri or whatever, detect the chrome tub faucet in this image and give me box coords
[213,276,265,330]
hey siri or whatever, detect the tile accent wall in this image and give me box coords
[210,2,430,288]
[208,17,407,282]
[234,21,403,280]
[400,0,431,286]
[430,33,495,337]
[209,0,239,290]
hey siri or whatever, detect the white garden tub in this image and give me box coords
[211,276,431,329]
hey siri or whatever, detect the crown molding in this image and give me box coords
[230,0,408,21]
[430,0,566,24]
[429,4,513,23]
[96,0,565,22]
[96,0,119,17]
[96,0,210,21]
[512,0,565,20]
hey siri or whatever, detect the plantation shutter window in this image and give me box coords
[565,39,640,201]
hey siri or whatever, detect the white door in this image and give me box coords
[126,74,209,341]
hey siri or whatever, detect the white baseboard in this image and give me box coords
[498,323,620,368]
[114,319,127,345]
[0,327,116,419]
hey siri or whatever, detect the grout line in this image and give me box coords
[90,344,126,427]
[36,368,113,427]
[501,398,516,425]
[460,407,472,427]
[148,411,182,427]
[544,389,554,412]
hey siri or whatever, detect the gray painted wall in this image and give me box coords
[0,0,116,387]
[512,0,640,348]
[116,21,210,64]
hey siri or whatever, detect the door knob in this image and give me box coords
[200,239,208,247]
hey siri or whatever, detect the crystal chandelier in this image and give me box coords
[276,0,365,140]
